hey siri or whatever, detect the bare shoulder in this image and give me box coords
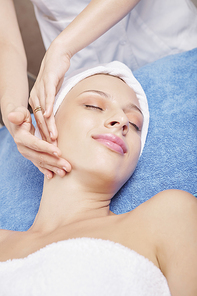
[150,188,196,206]
[0,229,13,243]
[148,188,197,229]
[139,189,197,245]
[154,188,196,208]
[125,189,196,225]
[121,190,197,294]
[145,190,197,295]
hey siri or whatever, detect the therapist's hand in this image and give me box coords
[29,39,71,143]
[8,106,71,179]
[29,0,140,141]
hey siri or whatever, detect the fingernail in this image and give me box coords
[46,174,51,180]
[63,165,71,173]
[50,132,53,139]
[53,152,59,157]
[57,169,63,176]
[63,166,68,172]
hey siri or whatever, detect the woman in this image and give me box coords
[0,62,196,295]
[0,0,197,179]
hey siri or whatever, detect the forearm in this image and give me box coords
[0,43,28,132]
[0,0,28,133]
[53,0,140,58]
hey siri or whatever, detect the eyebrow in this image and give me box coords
[80,89,110,98]
[125,103,143,116]
[79,89,143,115]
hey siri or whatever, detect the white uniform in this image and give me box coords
[30,0,197,73]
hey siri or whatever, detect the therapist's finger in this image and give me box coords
[42,76,58,141]
[45,113,58,142]
[34,109,51,143]
[17,133,71,172]
[30,86,51,143]
[36,161,67,178]
[23,147,70,177]
[43,75,56,119]
[20,146,71,177]
[33,164,54,180]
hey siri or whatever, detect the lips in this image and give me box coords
[92,133,127,155]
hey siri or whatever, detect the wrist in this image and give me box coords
[51,36,73,61]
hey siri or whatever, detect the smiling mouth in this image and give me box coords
[92,134,127,155]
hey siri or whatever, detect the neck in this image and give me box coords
[29,171,113,234]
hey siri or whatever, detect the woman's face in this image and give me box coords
[55,74,143,192]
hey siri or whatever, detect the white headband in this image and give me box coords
[35,61,149,155]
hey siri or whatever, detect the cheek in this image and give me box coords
[124,135,141,174]
[56,113,97,156]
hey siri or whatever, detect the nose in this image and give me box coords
[105,111,129,136]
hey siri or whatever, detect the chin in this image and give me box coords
[67,147,137,192]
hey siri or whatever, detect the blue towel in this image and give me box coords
[0,48,197,230]
[0,124,43,230]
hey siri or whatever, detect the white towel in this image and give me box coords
[0,238,171,296]
[35,61,149,155]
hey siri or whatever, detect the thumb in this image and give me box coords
[8,108,30,126]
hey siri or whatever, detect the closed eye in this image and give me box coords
[85,104,103,111]
[129,122,141,131]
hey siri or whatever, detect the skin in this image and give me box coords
[0,75,197,295]
[0,0,70,178]
[0,0,140,178]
